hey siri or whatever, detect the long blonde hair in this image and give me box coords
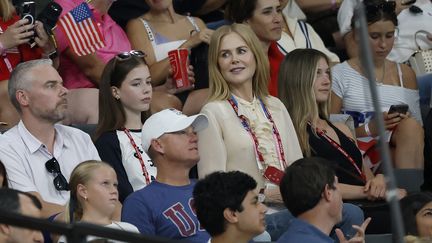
[207,23,269,101]
[278,49,331,156]
[0,0,14,21]
[65,160,114,222]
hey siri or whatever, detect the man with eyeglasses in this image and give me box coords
[0,59,100,218]
[193,171,270,243]
[121,108,211,242]
[277,157,371,243]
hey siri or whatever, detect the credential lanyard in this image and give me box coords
[123,128,151,185]
[313,123,366,182]
[227,96,287,171]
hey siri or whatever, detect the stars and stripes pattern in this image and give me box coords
[58,2,104,56]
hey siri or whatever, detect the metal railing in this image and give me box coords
[0,210,182,243]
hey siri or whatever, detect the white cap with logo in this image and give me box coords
[141,108,208,152]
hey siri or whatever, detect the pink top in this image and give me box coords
[54,0,131,89]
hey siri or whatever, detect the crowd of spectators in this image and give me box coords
[1,0,432,242]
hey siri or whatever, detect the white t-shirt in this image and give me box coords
[116,130,156,191]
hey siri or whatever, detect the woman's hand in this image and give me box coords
[382,111,403,130]
[0,18,34,49]
[182,29,214,49]
[364,174,386,201]
[34,21,56,55]
[162,65,195,94]
[263,187,283,204]
[397,188,407,199]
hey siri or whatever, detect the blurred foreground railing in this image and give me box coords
[0,210,181,243]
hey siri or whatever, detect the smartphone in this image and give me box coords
[388,104,409,114]
[18,1,36,46]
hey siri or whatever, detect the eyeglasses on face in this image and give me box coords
[45,158,69,191]
[365,1,396,16]
[116,50,146,61]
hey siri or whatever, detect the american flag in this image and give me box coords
[58,2,105,56]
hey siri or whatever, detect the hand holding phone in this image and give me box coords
[388,104,409,115]
[17,1,36,46]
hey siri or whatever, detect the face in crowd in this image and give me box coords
[217,32,257,88]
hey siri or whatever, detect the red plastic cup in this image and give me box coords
[168,48,191,89]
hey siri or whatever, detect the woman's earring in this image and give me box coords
[115,95,120,100]
[84,196,88,201]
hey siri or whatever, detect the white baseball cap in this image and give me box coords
[141,108,208,152]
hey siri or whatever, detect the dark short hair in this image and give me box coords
[400,192,432,235]
[0,188,42,214]
[224,0,257,23]
[280,157,336,217]
[193,171,257,236]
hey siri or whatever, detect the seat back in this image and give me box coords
[394,168,424,193]
[365,233,393,243]
[70,124,97,137]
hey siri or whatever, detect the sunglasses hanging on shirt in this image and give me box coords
[45,157,69,191]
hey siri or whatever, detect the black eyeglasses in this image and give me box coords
[365,1,396,16]
[45,158,69,191]
[116,50,146,61]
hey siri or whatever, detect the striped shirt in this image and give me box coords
[331,61,422,126]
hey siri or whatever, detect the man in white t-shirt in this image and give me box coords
[0,59,100,218]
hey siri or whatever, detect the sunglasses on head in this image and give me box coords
[45,158,69,191]
[116,50,146,61]
[365,1,396,16]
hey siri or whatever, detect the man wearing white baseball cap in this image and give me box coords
[121,108,210,242]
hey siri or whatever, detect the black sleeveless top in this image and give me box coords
[307,122,365,186]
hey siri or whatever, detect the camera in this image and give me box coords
[37,2,63,35]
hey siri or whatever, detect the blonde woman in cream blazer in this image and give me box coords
[198,97,302,190]
[197,23,302,200]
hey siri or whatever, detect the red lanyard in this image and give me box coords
[123,128,151,185]
[312,123,366,182]
[227,96,287,170]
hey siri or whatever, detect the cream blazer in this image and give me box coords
[197,96,303,189]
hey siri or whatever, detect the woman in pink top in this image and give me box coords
[55,0,131,124]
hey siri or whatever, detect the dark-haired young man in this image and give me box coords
[278,157,371,243]
[193,171,268,243]
[0,188,44,243]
